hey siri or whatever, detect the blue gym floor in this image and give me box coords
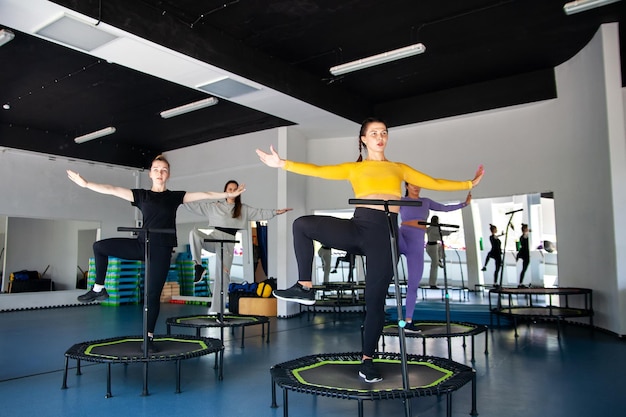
[1,293,625,417]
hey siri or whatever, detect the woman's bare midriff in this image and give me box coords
[354,193,402,213]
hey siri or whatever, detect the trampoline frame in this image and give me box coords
[380,321,489,362]
[270,352,477,417]
[61,334,224,397]
[489,286,594,338]
[166,314,270,348]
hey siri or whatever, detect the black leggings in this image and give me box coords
[293,208,397,357]
[93,238,173,334]
[519,256,530,283]
[484,252,502,284]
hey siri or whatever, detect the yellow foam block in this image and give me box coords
[239,297,277,316]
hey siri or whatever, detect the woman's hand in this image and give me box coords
[275,208,293,215]
[256,145,285,168]
[227,183,246,198]
[465,192,472,205]
[67,170,88,187]
[471,165,484,187]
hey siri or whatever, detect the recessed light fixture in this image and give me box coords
[74,126,116,144]
[35,15,117,52]
[160,97,219,119]
[329,43,426,76]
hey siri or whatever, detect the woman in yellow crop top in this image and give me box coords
[256,117,484,383]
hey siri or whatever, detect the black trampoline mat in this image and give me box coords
[84,337,212,359]
[169,315,267,327]
[293,359,453,392]
[501,307,589,317]
[383,322,484,338]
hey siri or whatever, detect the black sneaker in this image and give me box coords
[77,287,109,302]
[273,283,316,305]
[404,322,422,333]
[141,336,159,355]
[358,359,382,383]
[481,266,487,271]
[194,264,206,282]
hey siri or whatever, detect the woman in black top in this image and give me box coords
[517,223,531,287]
[481,224,502,287]
[67,155,245,345]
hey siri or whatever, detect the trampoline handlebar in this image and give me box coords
[348,198,422,207]
[117,227,176,234]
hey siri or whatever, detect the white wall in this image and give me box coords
[0,25,624,334]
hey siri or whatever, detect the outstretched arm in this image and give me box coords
[67,170,134,201]
[471,165,484,187]
[256,145,286,168]
[183,183,246,204]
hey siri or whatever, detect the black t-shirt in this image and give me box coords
[131,189,185,247]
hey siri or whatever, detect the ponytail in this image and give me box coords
[357,140,363,162]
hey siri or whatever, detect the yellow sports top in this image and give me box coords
[283,160,472,198]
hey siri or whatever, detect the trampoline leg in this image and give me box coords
[241,327,245,348]
[513,318,519,338]
[196,328,201,337]
[106,363,113,398]
[422,338,426,356]
[282,388,289,417]
[62,357,69,389]
[470,370,478,416]
[266,321,271,344]
[462,335,467,349]
[218,349,224,381]
[270,374,278,408]
[446,392,452,417]
[175,360,181,394]
[76,359,82,375]
[166,324,171,335]
[403,398,412,417]
[358,399,364,417]
[141,362,149,397]
[470,335,475,362]
[484,330,489,355]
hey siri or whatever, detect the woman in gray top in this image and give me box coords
[425,215,456,289]
[184,179,291,313]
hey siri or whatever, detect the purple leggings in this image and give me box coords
[398,226,426,320]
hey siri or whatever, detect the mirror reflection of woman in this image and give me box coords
[256,117,484,383]
[67,155,245,350]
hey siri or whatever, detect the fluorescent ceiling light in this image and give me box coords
[160,97,219,119]
[563,0,622,15]
[329,43,426,76]
[35,14,117,52]
[0,28,15,47]
[74,126,116,144]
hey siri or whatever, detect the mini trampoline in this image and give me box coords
[304,282,367,315]
[489,286,594,337]
[62,334,224,397]
[270,352,477,417]
[166,314,270,347]
[380,321,488,362]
